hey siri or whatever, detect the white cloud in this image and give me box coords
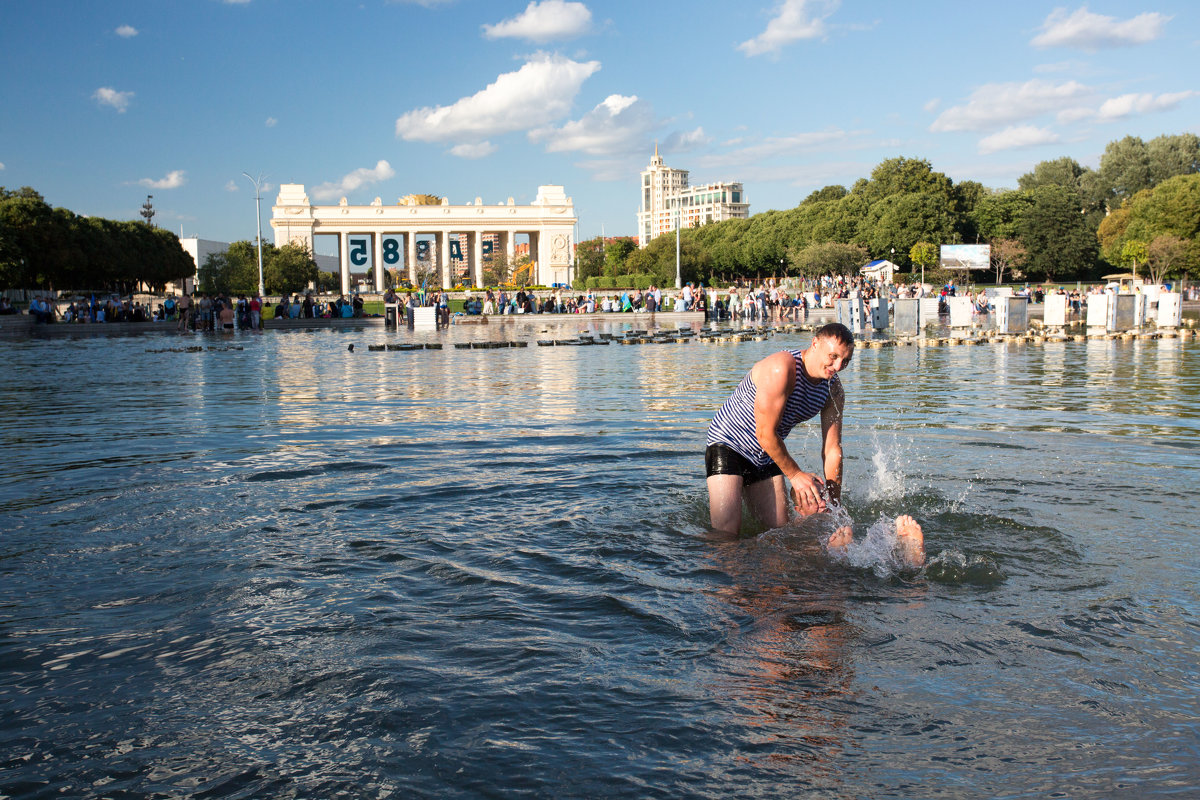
[449,142,498,159]
[1056,106,1095,124]
[483,0,592,42]
[93,86,134,113]
[730,159,868,188]
[930,79,1088,132]
[978,125,1060,155]
[223,0,251,4]
[529,94,654,155]
[923,98,940,113]
[663,127,708,153]
[739,0,839,57]
[1033,59,1091,74]
[1032,7,1169,51]
[700,128,856,168]
[115,24,138,38]
[0,162,5,171]
[1095,90,1197,121]
[395,54,599,143]
[225,180,239,192]
[265,117,277,127]
[137,170,187,189]
[310,160,396,201]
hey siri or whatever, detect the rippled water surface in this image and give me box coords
[2,320,1198,798]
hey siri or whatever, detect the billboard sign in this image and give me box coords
[940,244,991,270]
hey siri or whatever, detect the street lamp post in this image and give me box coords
[675,205,682,289]
[242,172,266,298]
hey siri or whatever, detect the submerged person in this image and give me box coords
[706,322,854,534]
[828,514,925,568]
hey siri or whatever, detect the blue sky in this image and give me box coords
[2,0,1197,253]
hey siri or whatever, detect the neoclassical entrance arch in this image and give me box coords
[270,184,577,294]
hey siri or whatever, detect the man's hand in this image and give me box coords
[789,471,827,515]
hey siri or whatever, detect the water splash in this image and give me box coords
[824,513,916,579]
[865,431,908,503]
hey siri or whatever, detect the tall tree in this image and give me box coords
[603,238,636,276]
[1146,133,1200,186]
[1099,136,1152,206]
[573,237,604,282]
[789,241,868,278]
[1017,157,1085,192]
[1019,185,1097,282]
[855,157,955,204]
[265,242,318,294]
[862,193,959,266]
[1146,234,1188,284]
[972,190,1035,241]
[1120,240,1149,279]
[990,238,1027,285]
[802,184,848,204]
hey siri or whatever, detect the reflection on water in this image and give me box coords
[1,323,1198,798]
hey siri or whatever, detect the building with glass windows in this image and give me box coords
[636,146,749,247]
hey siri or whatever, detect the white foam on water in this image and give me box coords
[825,514,914,578]
[865,435,906,503]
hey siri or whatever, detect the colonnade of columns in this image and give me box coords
[328,229,539,295]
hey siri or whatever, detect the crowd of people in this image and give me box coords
[6,275,1195,329]
[272,293,365,321]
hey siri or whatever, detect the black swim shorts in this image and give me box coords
[705,443,782,486]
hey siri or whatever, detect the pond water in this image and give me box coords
[1,320,1198,798]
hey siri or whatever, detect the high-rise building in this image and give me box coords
[637,146,749,247]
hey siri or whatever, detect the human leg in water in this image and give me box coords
[827,514,925,568]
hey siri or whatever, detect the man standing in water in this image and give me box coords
[706,322,924,565]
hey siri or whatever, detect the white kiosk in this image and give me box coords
[1086,293,1111,329]
[836,298,866,335]
[948,296,973,329]
[994,296,1029,334]
[893,298,920,337]
[1043,293,1068,328]
[1157,293,1182,328]
[869,297,889,330]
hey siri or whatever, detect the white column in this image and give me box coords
[505,230,515,272]
[438,229,451,289]
[406,232,418,285]
[373,233,384,292]
[529,231,541,286]
[338,232,350,296]
[472,231,483,288]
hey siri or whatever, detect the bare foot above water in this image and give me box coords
[827,525,853,551]
[895,514,925,567]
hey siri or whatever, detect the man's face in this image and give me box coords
[811,336,854,379]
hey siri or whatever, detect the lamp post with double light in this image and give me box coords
[242,172,266,298]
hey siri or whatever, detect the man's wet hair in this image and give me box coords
[814,322,855,350]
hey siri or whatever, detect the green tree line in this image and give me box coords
[576,132,1200,287]
[0,187,197,292]
[198,240,318,296]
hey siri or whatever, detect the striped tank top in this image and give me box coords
[706,348,836,467]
